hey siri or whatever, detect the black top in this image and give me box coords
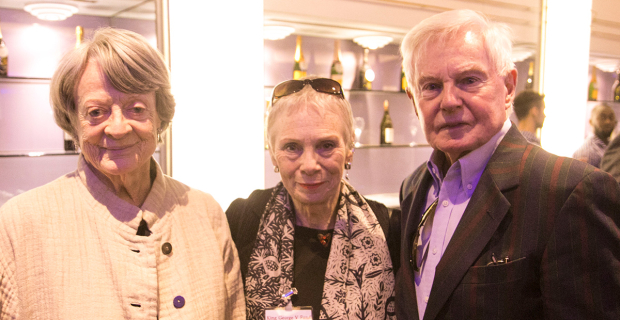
[291,225,332,319]
[225,187,401,317]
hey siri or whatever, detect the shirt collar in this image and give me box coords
[589,134,608,147]
[426,119,512,197]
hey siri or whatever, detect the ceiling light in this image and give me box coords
[353,36,393,50]
[589,56,620,73]
[511,44,536,63]
[24,3,78,21]
[263,26,295,40]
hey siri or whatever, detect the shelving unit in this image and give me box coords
[263,35,432,196]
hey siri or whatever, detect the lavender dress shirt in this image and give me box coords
[414,120,511,320]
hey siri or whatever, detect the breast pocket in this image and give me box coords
[443,257,540,320]
[461,256,527,284]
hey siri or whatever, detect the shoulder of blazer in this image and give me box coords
[366,197,402,274]
[226,188,275,282]
[226,188,273,242]
[400,164,428,202]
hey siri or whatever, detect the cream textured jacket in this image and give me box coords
[0,156,245,320]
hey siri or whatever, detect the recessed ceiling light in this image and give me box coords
[24,3,78,21]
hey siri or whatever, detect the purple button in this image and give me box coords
[173,295,185,308]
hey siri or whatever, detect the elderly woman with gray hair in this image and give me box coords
[0,28,244,319]
[226,78,400,320]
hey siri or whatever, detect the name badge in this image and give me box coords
[265,306,312,320]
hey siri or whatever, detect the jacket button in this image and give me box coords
[173,295,185,308]
[162,242,172,255]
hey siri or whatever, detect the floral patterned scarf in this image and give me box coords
[244,180,396,320]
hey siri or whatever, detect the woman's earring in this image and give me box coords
[344,162,351,180]
[157,129,162,143]
[274,166,280,173]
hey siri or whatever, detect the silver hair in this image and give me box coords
[50,27,175,143]
[400,9,514,93]
[266,79,355,153]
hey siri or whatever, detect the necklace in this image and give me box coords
[316,231,333,247]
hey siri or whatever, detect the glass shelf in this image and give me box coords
[0,76,51,84]
[347,89,407,94]
[0,150,80,158]
[264,85,407,95]
[264,143,430,150]
[590,100,620,103]
[355,143,430,149]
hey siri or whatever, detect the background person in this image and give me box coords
[601,133,620,183]
[0,28,244,319]
[397,9,620,320]
[573,103,617,167]
[513,90,545,146]
[226,78,399,320]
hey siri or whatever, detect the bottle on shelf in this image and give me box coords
[358,48,374,90]
[525,61,534,90]
[588,66,598,101]
[330,39,343,86]
[293,35,307,80]
[400,67,407,92]
[613,70,620,102]
[380,100,393,145]
[63,26,84,152]
[75,25,83,48]
[64,132,76,151]
[0,20,8,77]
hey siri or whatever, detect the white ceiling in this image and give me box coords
[0,0,618,62]
[0,0,155,20]
[264,0,620,62]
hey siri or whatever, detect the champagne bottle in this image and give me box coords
[525,61,534,90]
[64,132,75,151]
[359,48,374,90]
[330,40,343,85]
[401,67,407,92]
[613,70,620,102]
[63,26,84,152]
[293,35,307,80]
[75,25,83,48]
[0,21,8,77]
[588,66,598,101]
[380,100,393,145]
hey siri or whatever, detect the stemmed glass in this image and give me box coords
[354,117,365,148]
[409,124,418,147]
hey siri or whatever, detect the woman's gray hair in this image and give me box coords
[266,78,355,152]
[400,9,514,93]
[50,27,175,142]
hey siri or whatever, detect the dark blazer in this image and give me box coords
[396,124,620,320]
[226,187,401,281]
[601,133,620,183]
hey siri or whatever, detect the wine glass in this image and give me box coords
[409,123,419,147]
[354,117,365,147]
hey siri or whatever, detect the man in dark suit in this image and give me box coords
[397,9,620,320]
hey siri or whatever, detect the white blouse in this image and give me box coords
[0,156,245,320]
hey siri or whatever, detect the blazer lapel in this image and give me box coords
[399,167,434,319]
[423,125,528,320]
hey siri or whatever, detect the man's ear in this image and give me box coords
[529,105,539,118]
[406,87,419,118]
[504,68,518,110]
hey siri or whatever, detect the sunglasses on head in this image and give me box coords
[271,78,345,105]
